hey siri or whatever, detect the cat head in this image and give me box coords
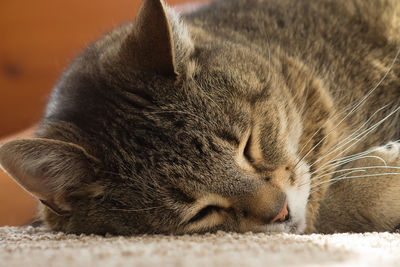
[0,0,311,235]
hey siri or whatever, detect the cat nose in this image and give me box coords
[269,198,289,224]
[239,187,290,225]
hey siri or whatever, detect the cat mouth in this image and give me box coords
[255,216,302,234]
[252,221,295,233]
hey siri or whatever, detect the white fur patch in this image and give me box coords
[286,159,311,233]
[373,141,400,163]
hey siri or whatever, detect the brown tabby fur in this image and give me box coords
[0,0,400,235]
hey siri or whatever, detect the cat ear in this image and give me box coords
[121,0,178,77]
[0,138,98,215]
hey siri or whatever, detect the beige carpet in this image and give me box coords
[1,226,400,267]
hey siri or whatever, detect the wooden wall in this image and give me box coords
[0,0,209,226]
[0,0,208,138]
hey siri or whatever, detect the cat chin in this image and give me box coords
[252,219,306,234]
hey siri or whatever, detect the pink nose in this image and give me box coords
[269,198,289,223]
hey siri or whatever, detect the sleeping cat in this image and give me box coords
[1,0,400,235]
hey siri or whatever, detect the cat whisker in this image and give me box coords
[324,146,387,166]
[311,103,391,165]
[309,104,400,171]
[310,154,388,179]
[311,165,400,182]
[299,141,398,188]
[309,139,391,177]
[293,93,369,170]
[308,172,400,195]
[297,157,387,188]
[295,100,357,166]
[303,106,400,190]
[304,103,389,172]
[295,48,400,169]
[308,170,365,191]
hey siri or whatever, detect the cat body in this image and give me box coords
[1,0,400,234]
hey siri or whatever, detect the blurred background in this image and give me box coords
[0,0,209,226]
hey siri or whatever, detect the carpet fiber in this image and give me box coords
[1,226,400,267]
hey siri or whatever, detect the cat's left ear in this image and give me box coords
[121,0,178,77]
[0,138,99,215]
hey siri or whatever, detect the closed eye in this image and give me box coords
[243,134,254,163]
[187,205,223,224]
[235,130,257,171]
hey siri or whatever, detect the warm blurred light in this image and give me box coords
[0,0,210,138]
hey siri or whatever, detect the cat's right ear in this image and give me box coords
[0,138,99,215]
[121,0,178,77]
